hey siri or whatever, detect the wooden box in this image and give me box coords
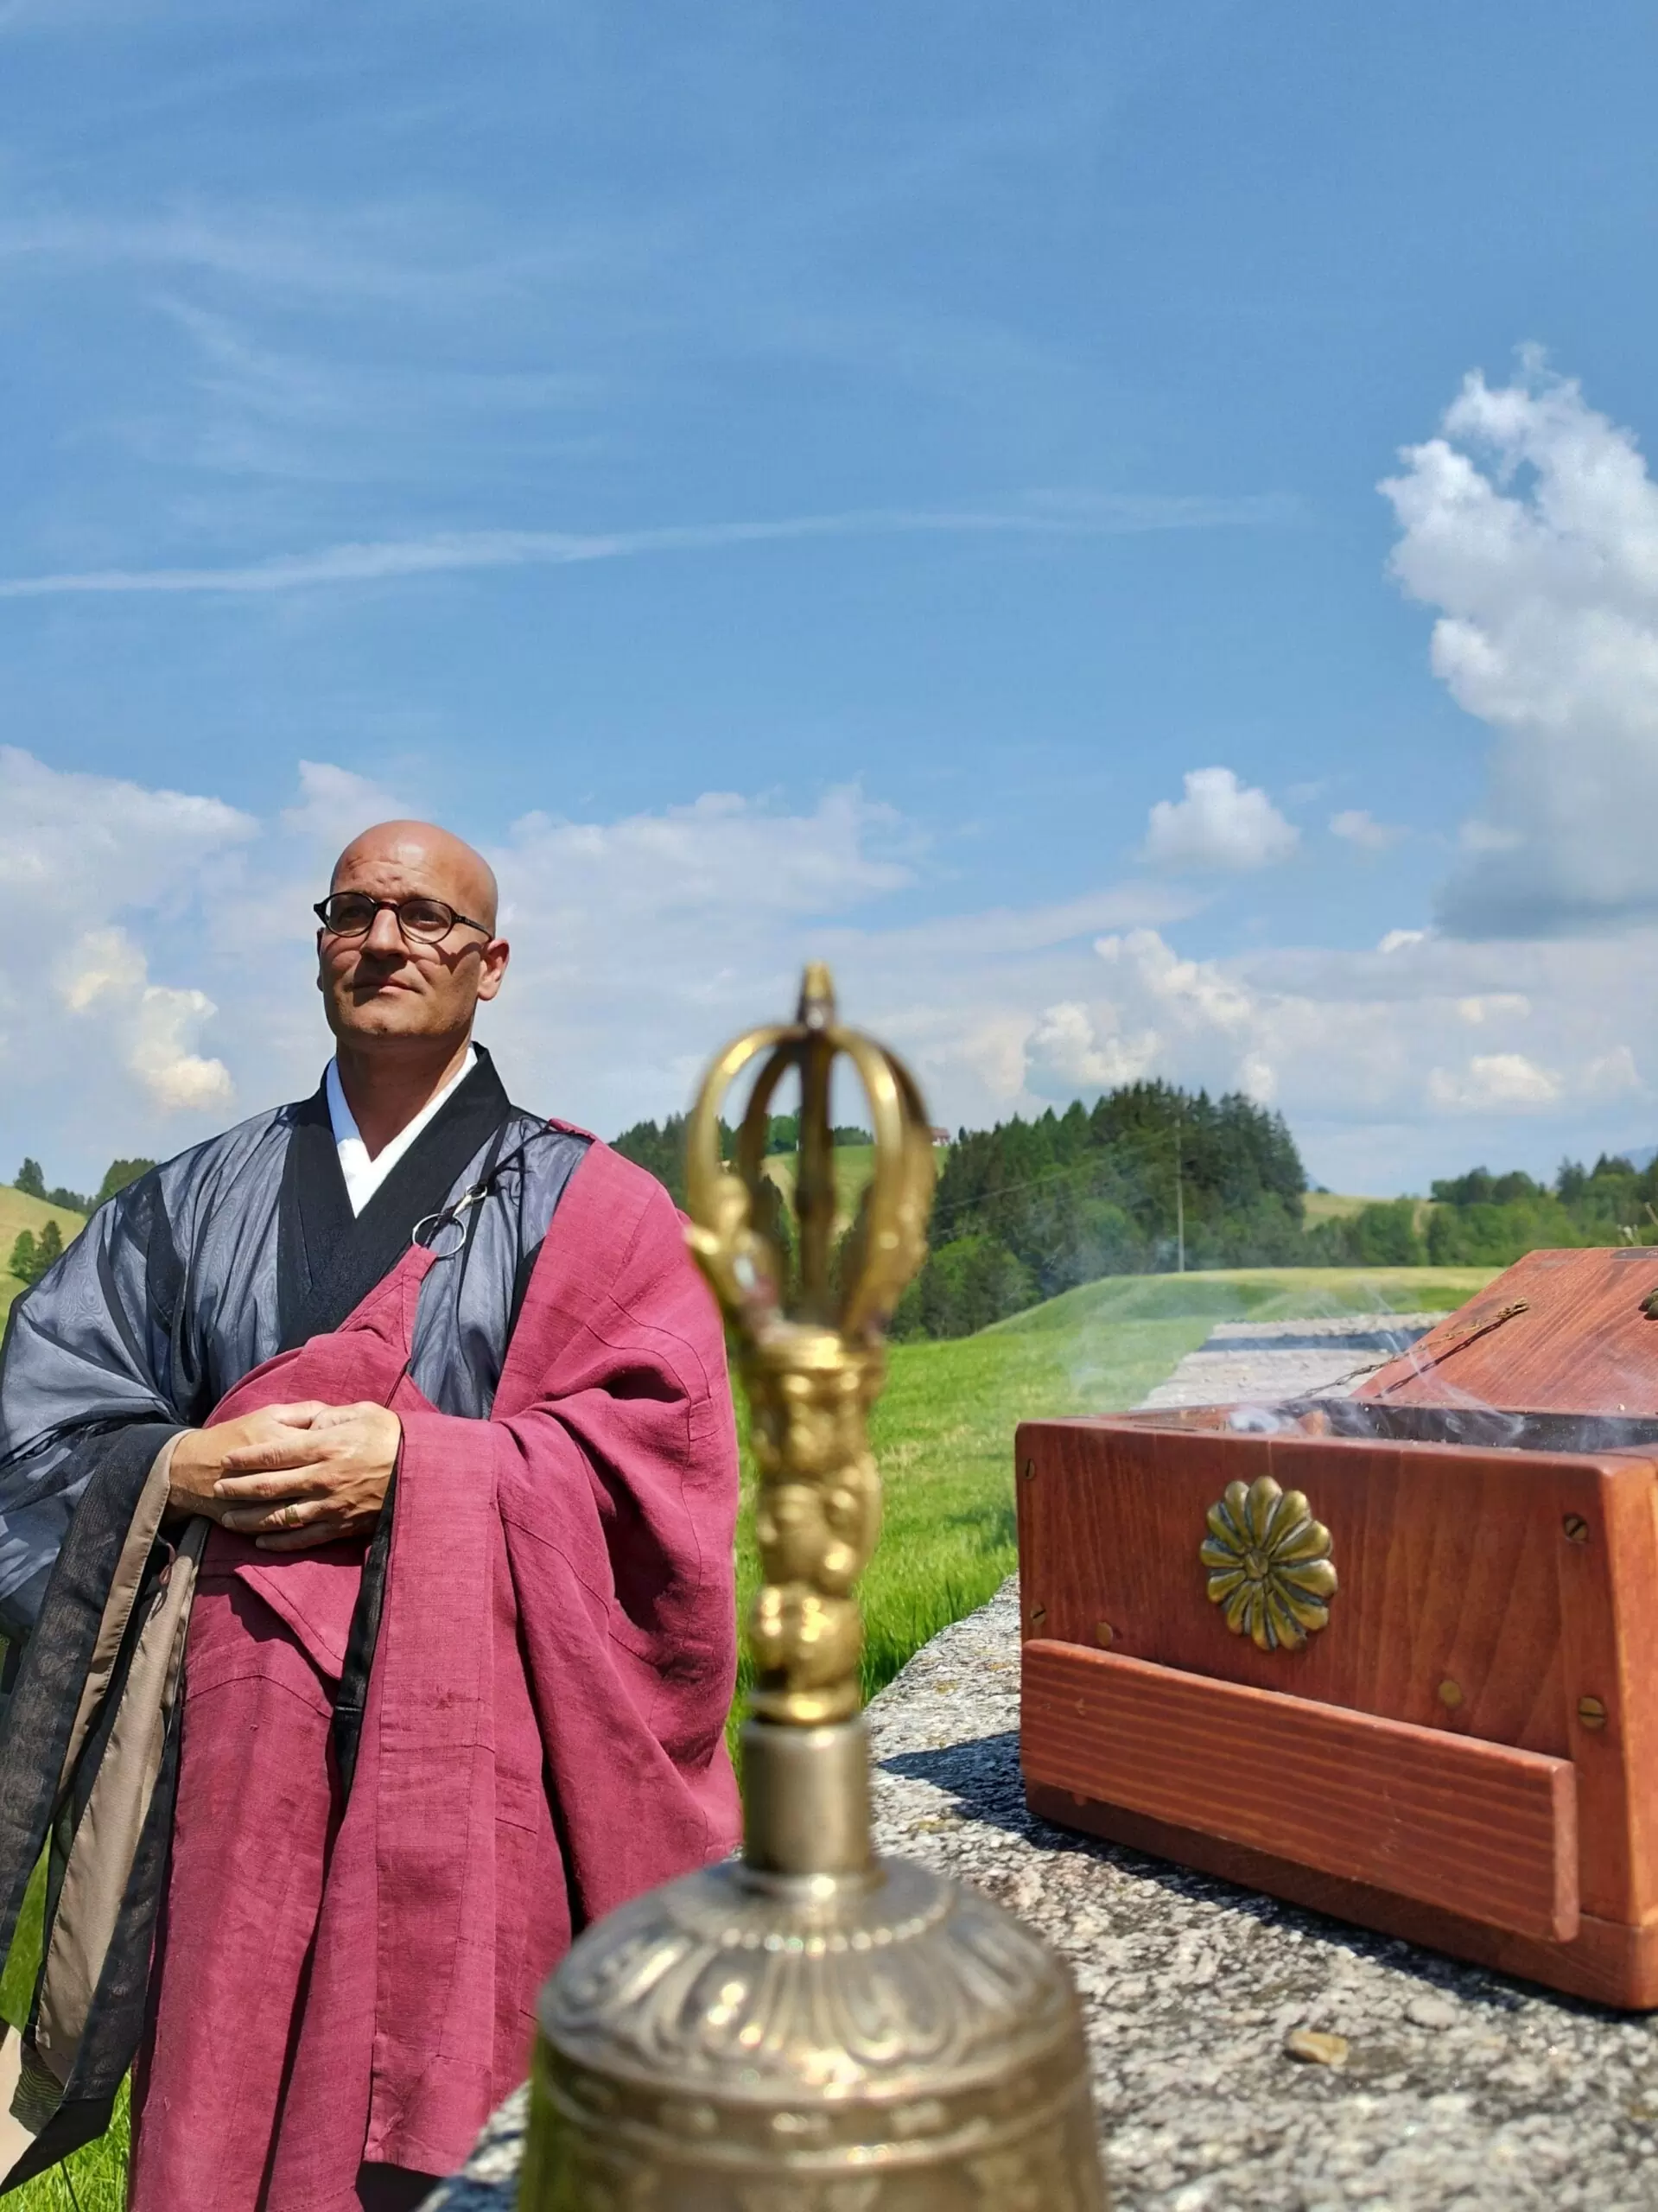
[1015,1249,1658,2006]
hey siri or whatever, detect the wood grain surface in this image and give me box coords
[1013,1414,1615,1753]
[1357,1246,1658,1415]
[1016,1411,1658,1927]
[1022,1640,1579,1941]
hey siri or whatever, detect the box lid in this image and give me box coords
[1355,1247,1658,1417]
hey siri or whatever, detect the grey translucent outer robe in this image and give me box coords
[0,1048,588,1637]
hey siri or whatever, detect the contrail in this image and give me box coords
[0,497,1296,600]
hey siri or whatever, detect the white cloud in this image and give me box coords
[281,760,410,848]
[952,922,1655,1185]
[0,757,252,1166]
[1236,1052,1277,1105]
[54,927,234,1114]
[1026,1001,1159,1095]
[57,926,145,1015]
[0,744,253,908]
[129,989,234,1111]
[1330,809,1404,852]
[1383,355,1658,937]
[1144,767,1299,874]
[1427,1054,1563,1112]
[1585,1046,1641,1098]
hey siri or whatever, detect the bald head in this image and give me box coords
[318,819,510,1076]
[331,819,499,932]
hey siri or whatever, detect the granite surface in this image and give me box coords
[423,1317,1658,2209]
[1135,1312,1437,1411]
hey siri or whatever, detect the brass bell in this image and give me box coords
[520,966,1108,2208]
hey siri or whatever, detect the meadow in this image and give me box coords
[0,1258,1495,2207]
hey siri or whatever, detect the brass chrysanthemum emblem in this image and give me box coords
[1200,1475,1337,1652]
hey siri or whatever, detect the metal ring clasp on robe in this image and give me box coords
[410,1183,490,1261]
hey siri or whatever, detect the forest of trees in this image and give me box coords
[613,1081,1307,1338]
[1310,1154,1658,1270]
[892,1084,1306,1337]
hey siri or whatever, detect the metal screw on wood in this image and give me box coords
[1027,1605,1047,1629]
[1094,1621,1114,1648]
[1563,1514,1590,1545]
[1020,1459,1037,1481]
[1579,1695,1608,1731]
[1438,1679,1464,1710]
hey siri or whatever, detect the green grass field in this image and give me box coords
[0,1259,1492,2207]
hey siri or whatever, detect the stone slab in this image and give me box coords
[1137,1313,1438,1413]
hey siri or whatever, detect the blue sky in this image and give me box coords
[7,1,1658,1195]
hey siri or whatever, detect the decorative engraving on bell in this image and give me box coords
[520,965,1109,2209]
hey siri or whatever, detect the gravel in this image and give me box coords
[426,1316,1658,2209]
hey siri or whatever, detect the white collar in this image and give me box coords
[325,1046,479,1217]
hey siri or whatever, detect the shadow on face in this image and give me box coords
[318,820,509,1056]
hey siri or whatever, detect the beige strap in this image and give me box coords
[31,1507,206,2092]
[55,1433,184,1800]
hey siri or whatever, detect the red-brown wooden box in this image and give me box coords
[1015,1249,1658,2006]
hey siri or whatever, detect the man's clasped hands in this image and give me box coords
[166,1402,403,1551]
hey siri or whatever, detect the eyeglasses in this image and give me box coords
[314,893,492,944]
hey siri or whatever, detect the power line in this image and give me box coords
[927,1128,1213,1226]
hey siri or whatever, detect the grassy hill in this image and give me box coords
[1302,1190,1380,1224]
[985,1262,1489,1337]
[0,1183,87,1326]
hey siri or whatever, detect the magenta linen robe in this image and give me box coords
[128,1140,740,2212]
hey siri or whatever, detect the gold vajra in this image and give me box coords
[683,963,936,1726]
[1201,1475,1337,1652]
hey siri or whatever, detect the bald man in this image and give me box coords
[0,824,740,2211]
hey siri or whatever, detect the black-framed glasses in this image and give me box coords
[314,893,492,945]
